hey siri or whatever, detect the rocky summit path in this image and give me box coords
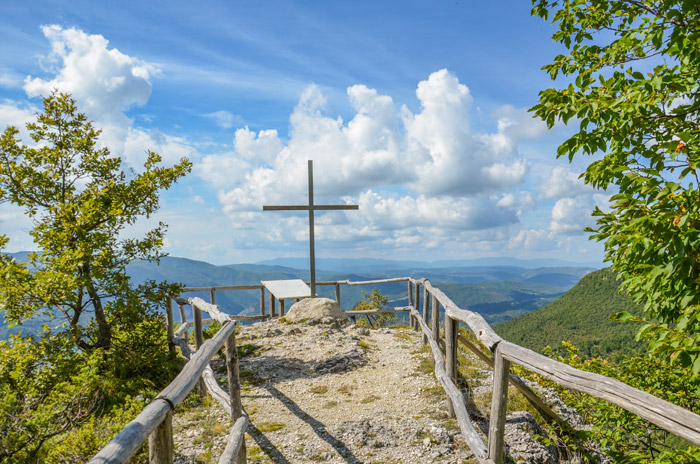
[174,319,478,463]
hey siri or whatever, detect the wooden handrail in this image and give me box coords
[420,279,502,351]
[180,277,411,294]
[218,414,249,464]
[89,320,238,463]
[499,340,700,446]
[456,335,566,426]
[182,284,263,292]
[413,277,700,464]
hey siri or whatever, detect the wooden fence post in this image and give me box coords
[148,410,173,464]
[407,281,414,328]
[414,283,421,332]
[488,346,510,464]
[193,304,205,397]
[422,287,429,344]
[445,316,458,418]
[335,283,341,308]
[210,288,216,305]
[178,303,186,324]
[432,296,440,346]
[166,297,174,354]
[225,323,246,464]
[270,294,277,318]
[260,287,265,318]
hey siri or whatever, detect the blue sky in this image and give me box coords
[0,0,607,266]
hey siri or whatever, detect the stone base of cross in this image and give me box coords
[263,160,358,296]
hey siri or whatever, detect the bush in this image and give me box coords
[520,343,700,462]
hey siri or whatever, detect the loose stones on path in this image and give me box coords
[232,320,476,463]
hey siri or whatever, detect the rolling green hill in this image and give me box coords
[495,268,645,360]
[437,281,564,324]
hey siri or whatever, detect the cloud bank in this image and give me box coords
[209,69,542,251]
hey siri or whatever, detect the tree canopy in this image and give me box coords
[0,92,191,350]
[531,1,700,375]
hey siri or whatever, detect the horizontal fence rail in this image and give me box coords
[89,321,239,463]
[499,341,700,445]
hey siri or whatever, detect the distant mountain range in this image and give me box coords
[1,252,597,338]
[130,256,596,321]
[255,256,603,273]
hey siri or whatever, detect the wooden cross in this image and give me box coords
[263,160,359,297]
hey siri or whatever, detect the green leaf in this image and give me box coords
[611,311,635,322]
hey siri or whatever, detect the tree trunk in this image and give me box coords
[87,280,111,349]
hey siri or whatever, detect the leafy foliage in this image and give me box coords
[0,92,190,460]
[497,268,644,360]
[0,335,98,462]
[522,343,700,462]
[531,0,700,375]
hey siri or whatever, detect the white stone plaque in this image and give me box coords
[261,279,312,300]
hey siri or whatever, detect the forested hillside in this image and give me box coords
[495,268,645,360]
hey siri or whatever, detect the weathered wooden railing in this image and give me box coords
[89,298,247,464]
[92,275,700,464]
[403,277,700,464]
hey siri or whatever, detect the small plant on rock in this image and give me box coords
[351,288,394,328]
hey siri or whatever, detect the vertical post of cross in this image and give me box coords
[307,160,316,296]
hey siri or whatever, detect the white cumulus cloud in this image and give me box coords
[20,25,195,167]
[550,196,597,235]
[540,166,594,199]
[0,100,38,138]
[234,127,283,164]
[492,105,548,141]
[509,229,553,252]
[357,191,521,231]
[209,69,533,237]
[24,25,156,124]
[204,110,241,129]
[402,69,529,196]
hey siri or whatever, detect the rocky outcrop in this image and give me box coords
[285,297,349,324]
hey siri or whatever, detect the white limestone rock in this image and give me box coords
[285,297,349,324]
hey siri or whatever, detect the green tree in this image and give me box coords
[531,1,700,375]
[0,91,191,351]
[0,92,191,461]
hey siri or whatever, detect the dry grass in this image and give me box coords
[310,385,329,394]
[256,421,286,432]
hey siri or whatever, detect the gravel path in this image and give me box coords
[180,319,478,463]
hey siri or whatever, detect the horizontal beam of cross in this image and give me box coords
[263,205,359,211]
